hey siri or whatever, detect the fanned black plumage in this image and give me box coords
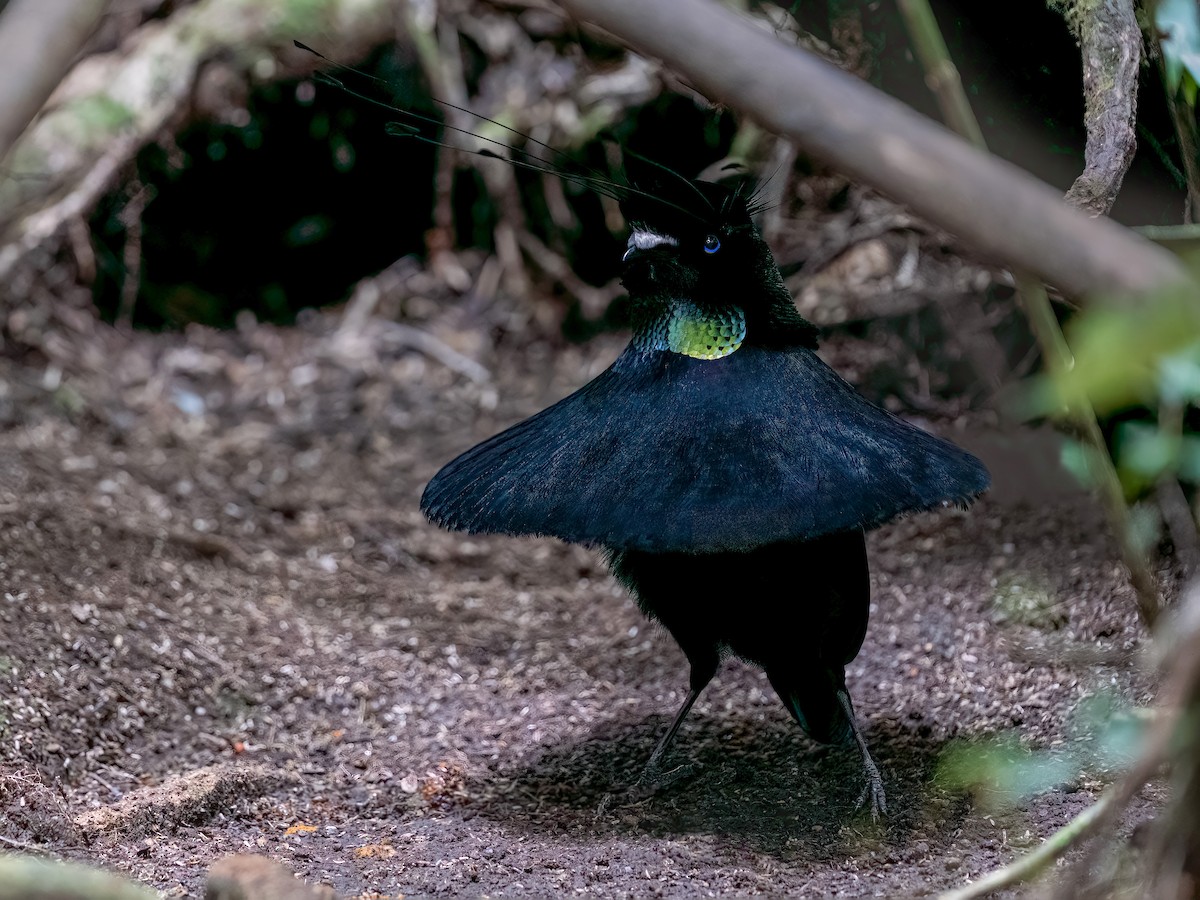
[421,344,988,553]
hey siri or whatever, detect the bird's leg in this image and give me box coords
[638,659,718,785]
[640,685,703,782]
[837,689,887,820]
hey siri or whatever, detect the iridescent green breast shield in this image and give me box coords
[644,301,746,360]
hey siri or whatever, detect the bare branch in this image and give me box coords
[0,0,395,258]
[1061,0,1142,216]
[0,0,110,162]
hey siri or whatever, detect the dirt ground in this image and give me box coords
[0,297,1169,897]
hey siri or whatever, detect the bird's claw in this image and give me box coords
[854,776,888,821]
[635,761,696,794]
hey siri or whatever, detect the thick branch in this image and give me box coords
[0,0,110,162]
[1062,0,1141,216]
[555,0,1186,298]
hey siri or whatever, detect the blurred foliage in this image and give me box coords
[1023,279,1200,511]
[1037,286,1200,416]
[1158,0,1200,109]
[938,693,1147,810]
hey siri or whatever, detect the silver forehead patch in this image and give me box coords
[624,229,679,261]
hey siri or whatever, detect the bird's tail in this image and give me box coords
[770,668,854,746]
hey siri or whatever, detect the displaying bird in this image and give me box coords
[421,167,989,818]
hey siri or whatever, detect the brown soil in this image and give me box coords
[0,308,1167,897]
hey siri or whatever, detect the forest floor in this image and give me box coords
[0,295,1169,897]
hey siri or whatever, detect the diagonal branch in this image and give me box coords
[555,0,1187,299]
[0,0,110,162]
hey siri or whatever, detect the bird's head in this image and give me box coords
[619,178,760,295]
[618,175,818,353]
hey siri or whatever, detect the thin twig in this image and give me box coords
[373,322,491,384]
[1019,278,1161,625]
[116,182,151,329]
[894,0,984,147]
[1054,583,1200,898]
[1158,476,1200,577]
[1153,30,1200,222]
[516,229,622,315]
[939,583,1200,900]
[0,834,42,851]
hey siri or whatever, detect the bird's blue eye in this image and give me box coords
[703,235,721,254]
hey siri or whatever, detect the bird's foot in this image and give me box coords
[837,689,888,821]
[594,762,697,815]
[854,771,888,821]
[633,760,696,795]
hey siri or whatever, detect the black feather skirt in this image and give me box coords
[421,345,989,553]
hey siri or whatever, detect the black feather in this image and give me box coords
[608,529,871,745]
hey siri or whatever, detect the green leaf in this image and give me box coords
[1178,433,1200,483]
[1051,285,1200,415]
[64,93,135,133]
[1068,694,1147,771]
[937,736,1076,809]
[1060,437,1103,489]
[1114,421,1178,482]
[1158,341,1200,405]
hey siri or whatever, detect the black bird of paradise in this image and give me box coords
[302,43,990,818]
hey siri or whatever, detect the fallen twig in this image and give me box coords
[516,229,622,317]
[0,834,41,851]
